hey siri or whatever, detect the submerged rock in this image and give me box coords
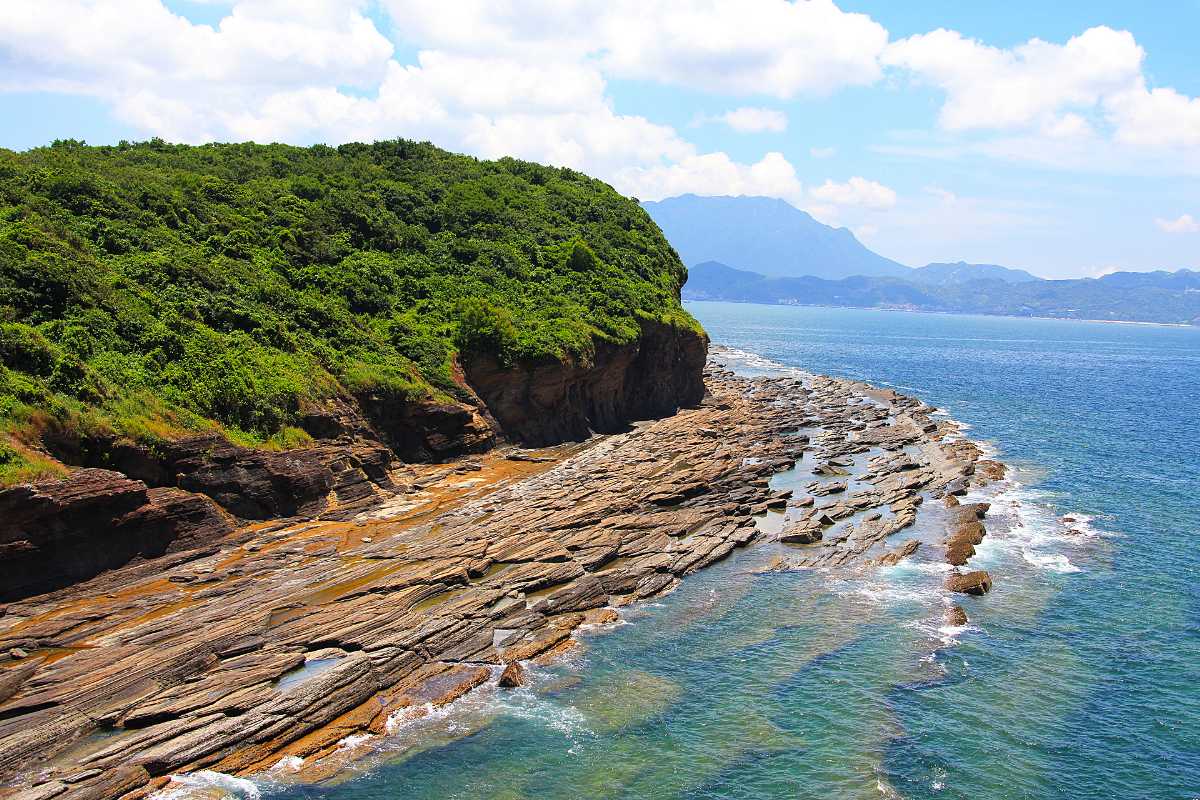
[873,539,920,566]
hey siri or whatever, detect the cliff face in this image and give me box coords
[0,469,234,602]
[0,322,707,602]
[465,320,708,445]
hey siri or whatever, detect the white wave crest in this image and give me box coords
[158,771,261,800]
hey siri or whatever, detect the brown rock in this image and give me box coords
[497,662,526,688]
[945,605,969,626]
[779,522,822,544]
[0,470,233,602]
[874,539,920,566]
[945,570,992,595]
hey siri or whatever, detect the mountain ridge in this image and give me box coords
[642,194,911,280]
[683,260,1200,326]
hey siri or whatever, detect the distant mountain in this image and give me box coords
[683,261,1200,326]
[642,194,910,280]
[910,261,1041,285]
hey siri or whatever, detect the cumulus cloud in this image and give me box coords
[882,24,1200,161]
[809,177,897,210]
[615,151,803,205]
[1156,214,1200,234]
[4,0,1199,200]
[1,0,857,206]
[883,26,1143,132]
[380,0,889,98]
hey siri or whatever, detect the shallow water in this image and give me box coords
[246,303,1198,800]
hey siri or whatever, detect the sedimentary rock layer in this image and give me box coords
[0,322,708,602]
[0,362,997,800]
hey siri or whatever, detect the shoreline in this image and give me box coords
[0,357,1005,800]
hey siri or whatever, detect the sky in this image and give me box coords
[1,1,1198,278]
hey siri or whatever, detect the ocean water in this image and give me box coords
[253,303,1199,800]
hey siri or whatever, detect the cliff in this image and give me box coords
[0,322,706,600]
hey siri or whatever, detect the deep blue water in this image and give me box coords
[254,303,1199,800]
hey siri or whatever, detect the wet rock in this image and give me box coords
[946,605,969,626]
[873,539,920,566]
[779,522,823,544]
[945,570,992,595]
[497,662,526,688]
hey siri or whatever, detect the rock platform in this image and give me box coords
[0,362,1002,799]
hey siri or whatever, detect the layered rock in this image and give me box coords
[945,570,993,595]
[0,470,233,602]
[0,358,1006,799]
[464,319,707,445]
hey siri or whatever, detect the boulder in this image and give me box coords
[779,522,822,544]
[497,662,527,689]
[945,570,992,595]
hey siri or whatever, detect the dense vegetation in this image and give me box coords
[0,139,698,483]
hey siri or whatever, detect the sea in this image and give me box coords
[200,302,1200,800]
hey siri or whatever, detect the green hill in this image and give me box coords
[0,139,699,484]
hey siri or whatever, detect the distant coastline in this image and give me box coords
[684,298,1200,329]
[682,261,1200,327]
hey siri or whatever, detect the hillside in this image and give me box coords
[0,139,705,486]
[641,194,910,279]
[910,261,1041,285]
[684,261,1200,325]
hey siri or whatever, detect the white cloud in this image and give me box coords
[809,146,836,159]
[380,0,889,98]
[882,26,1143,132]
[1156,214,1200,234]
[881,24,1200,165]
[615,151,804,205]
[809,177,897,210]
[0,0,394,94]
[711,107,788,133]
[1106,85,1200,149]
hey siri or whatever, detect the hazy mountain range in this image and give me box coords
[684,261,1200,325]
[641,195,1199,325]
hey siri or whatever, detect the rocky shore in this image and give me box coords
[0,358,1003,800]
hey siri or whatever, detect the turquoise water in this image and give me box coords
[260,303,1199,800]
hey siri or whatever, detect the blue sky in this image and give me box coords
[1,1,1197,278]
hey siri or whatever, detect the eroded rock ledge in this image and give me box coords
[0,362,998,800]
[1,321,707,601]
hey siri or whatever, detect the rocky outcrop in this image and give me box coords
[464,320,707,446]
[0,361,1006,798]
[944,502,990,566]
[945,605,969,626]
[0,323,706,605]
[945,570,993,595]
[497,662,526,688]
[0,470,234,602]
